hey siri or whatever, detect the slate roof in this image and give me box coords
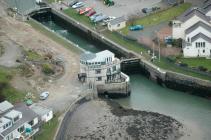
[177,7,210,23]
[0,101,13,115]
[185,21,211,34]
[80,52,96,61]
[191,33,211,43]
[1,103,38,136]
[109,16,126,26]
[204,3,211,14]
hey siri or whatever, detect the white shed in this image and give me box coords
[30,104,53,123]
[108,16,126,31]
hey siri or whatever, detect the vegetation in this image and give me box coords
[27,19,81,54]
[42,63,55,75]
[0,67,26,103]
[34,113,60,140]
[25,50,42,61]
[178,57,211,71]
[121,3,192,34]
[0,43,5,56]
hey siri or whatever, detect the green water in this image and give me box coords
[115,74,211,140]
[33,13,211,140]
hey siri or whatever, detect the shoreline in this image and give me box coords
[56,98,185,140]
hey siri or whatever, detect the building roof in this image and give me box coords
[185,21,211,34]
[109,16,126,26]
[80,52,96,61]
[0,101,13,114]
[1,103,38,136]
[30,104,52,117]
[204,3,211,14]
[191,33,211,43]
[80,50,114,63]
[177,7,210,23]
[4,110,21,119]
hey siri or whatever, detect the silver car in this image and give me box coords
[40,91,49,100]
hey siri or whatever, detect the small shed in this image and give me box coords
[108,16,126,31]
[30,104,53,123]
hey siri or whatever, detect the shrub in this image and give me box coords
[197,66,208,72]
[167,56,176,63]
[42,63,54,75]
[179,63,188,67]
[172,38,182,48]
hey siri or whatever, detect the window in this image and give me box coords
[195,42,198,48]
[96,77,102,81]
[203,50,205,53]
[117,24,120,27]
[203,42,205,47]
[28,120,34,126]
[18,125,25,133]
[187,37,190,42]
[95,69,101,74]
[14,116,19,123]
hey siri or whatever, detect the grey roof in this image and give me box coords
[0,101,13,114]
[204,3,211,13]
[30,104,52,117]
[0,135,3,140]
[185,21,211,34]
[1,103,38,136]
[191,33,211,43]
[177,7,210,23]
[80,52,96,61]
[109,16,126,26]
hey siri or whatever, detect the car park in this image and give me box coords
[101,16,116,26]
[40,91,49,100]
[129,25,144,31]
[72,2,84,9]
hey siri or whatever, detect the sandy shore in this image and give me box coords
[57,99,184,140]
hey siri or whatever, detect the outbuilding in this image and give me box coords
[30,104,53,123]
[108,16,126,31]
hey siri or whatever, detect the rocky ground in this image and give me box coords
[58,99,184,140]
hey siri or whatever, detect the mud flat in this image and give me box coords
[57,99,184,140]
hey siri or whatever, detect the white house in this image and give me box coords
[30,104,53,123]
[108,16,126,31]
[0,101,39,140]
[172,7,211,39]
[78,50,130,96]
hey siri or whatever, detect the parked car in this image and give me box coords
[142,7,160,14]
[93,15,108,23]
[90,13,102,21]
[101,16,116,26]
[40,91,49,100]
[72,2,84,9]
[129,25,144,31]
[79,7,92,15]
[85,10,96,17]
[69,0,79,7]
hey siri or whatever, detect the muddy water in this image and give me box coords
[32,12,211,140]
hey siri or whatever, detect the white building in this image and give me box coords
[172,6,211,57]
[0,101,39,140]
[30,104,53,123]
[78,50,130,96]
[172,7,211,39]
[108,16,126,31]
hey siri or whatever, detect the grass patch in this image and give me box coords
[178,57,211,71]
[63,8,95,28]
[27,19,81,54]
[0,67,26,103]
[154,58,211,81]
[34,113,60,140]
[25,50,42,61]
[121,3,192,34]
